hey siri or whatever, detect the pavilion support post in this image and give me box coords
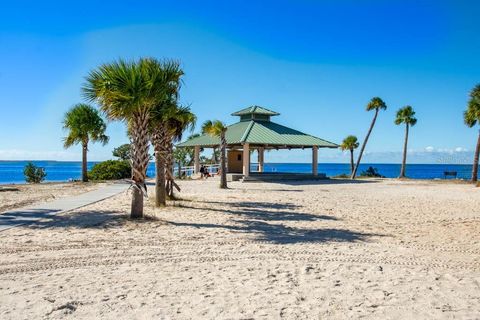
[194,145,200,174]
[312,146,318,176]
[243,143,250,177]
[258,147,265,173]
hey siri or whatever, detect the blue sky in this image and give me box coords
[0,0,479,163]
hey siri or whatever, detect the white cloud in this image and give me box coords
[422,146,468,154]
[0,146,474,164]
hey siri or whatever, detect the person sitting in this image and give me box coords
[204,167,212,178]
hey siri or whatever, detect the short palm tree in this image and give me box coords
[464,84,480,183]
[150,104,171,207]
[351,97,387,179]
[83,58,180,218]
[165,106,196,198]
[202,120,228,188]
[151,102,195,206]
[149,65,184,207]
[395,106,417,178]
[62,103,109,182]
[340,135,359,174]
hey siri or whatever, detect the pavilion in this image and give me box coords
[177,106,339,179]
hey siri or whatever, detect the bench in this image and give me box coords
[443,171,457,179]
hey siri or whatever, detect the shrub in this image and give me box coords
[24,162,47,183]
[360,166,385,178]
[112,144,131,161]
[333,173,350,179]
[88,160,131,181]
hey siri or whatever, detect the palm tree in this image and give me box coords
[340,135,359,174]
[62,103,109,182]
[151,102,196,206]
[395,106,417,178]
[149,66,184,207]
[464,84,480,183]
[83,58,180,218]
[202,120,228,188]
[165,106,196,199]
[151,118,169,207]
[351,97,387,179]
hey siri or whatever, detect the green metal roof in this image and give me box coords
[177,119,338,148]
[231,106,280,116]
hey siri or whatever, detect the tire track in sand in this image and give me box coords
[0,246,478,275]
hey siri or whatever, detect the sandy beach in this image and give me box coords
[0,182,101,214]
[0,179,479,319]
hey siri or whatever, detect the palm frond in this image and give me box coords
[366,97,387,111]
[202,120,226,137]
[340,135,359,151]
[464,85,480,127]
[395,105,417,126]
[62,103,109,149]
[82,58,184,123]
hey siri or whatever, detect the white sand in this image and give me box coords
[0,179,479,319]
[0,182,100,214]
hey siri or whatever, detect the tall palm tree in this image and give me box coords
[83,58,180,218]
[202,120,228,188]
[62,103,109,182]
[395,106,417,178]
[464,84,480,183]
[351,97,387,179]
[340,135,359,174]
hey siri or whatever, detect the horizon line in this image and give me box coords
[0,160,476,166]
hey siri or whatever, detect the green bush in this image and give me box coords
[112,144,131,161]
[333,173,350,179]
[88,160,131,181]
[24,162,47,183]
[360,166,385,178]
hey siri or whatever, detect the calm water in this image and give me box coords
[0,161,476,184]
[0,161,157,184]
[262,163,475,180]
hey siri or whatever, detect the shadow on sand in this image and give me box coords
[241,178,381,187]
[1,199,381,245]
[0,209,122,230]
[171,200,380,244]
[168,220,377,244]
[177,201,336,223]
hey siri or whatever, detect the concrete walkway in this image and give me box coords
[0,182,129,232]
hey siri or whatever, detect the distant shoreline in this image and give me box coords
[1,161,478,184]
[0,160,475,166]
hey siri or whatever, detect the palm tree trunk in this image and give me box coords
[472,129,480,183]
[349,149,354,174]
[152,127,167,207]
[130,112,151,219]
[220,131,227,189]
[351,109,379,179]
[154,151,166,206]
[399,124,409,178]
[166,140,175,199]
[82,141,88,182]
